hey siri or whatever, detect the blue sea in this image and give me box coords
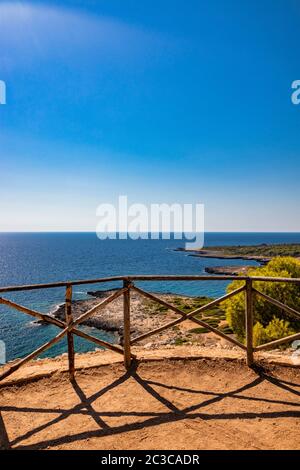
[1,232,300,361]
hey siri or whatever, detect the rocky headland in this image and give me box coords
[53,289,233,350]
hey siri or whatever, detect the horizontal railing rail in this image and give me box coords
[1,274,300,294]
[0,274,300,382]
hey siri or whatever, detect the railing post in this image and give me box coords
[123,280,131,370]
[65,284,75,380]
[245,278,254,367]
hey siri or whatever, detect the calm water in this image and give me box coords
[1,232,300,361]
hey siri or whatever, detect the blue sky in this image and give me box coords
[0,0,300,231]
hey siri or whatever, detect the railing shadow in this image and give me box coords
[0,362,299,450]
[0,411,10,450]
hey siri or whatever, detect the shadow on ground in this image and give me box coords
[1,359,300,450]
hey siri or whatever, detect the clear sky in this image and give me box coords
[0,0,300,232]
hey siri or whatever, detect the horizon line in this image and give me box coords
[1,231,300,234]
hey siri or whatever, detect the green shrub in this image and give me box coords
[253,322,268,347]
[253,317,294,347]
[265,317,294,342]
[222,257,300,342]
[188,327,209,334]
[174,337,188,346]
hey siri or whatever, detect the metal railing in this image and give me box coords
[1,274,300,382]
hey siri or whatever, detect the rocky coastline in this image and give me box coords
[52,289,234,350]
[175,247,270,264]
[204,265,251,275]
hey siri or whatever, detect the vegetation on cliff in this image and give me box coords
[198,243,300,258]
[222,257,300,346]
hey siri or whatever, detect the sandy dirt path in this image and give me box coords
[1,356,300,450]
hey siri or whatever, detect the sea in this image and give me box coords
[0,232,299,361]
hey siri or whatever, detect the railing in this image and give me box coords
[0,274,300,382]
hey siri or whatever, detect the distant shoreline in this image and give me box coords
[175,242,300,275]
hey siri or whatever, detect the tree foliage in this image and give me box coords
[222,257,300,344]
[253,318,294,347]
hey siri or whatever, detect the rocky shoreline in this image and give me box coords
[54,289,188,346]
[174,246,274,276]
[54,289,123,336]
[175,247,270,264]
[52,289,235,350]
[204,265,251,275]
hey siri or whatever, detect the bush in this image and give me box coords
[265,317,294,342]
[222,257,300,342]
[253,317,294,347]
[253,322,268,347]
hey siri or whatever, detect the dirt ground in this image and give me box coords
[1,356,300,450]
